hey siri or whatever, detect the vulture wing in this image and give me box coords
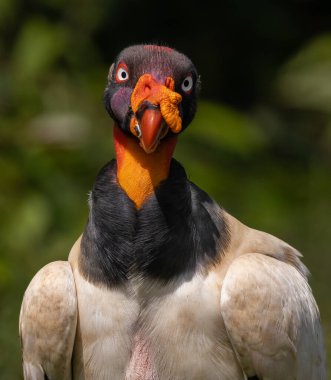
[19,261,77,380]
[221,252,326,380]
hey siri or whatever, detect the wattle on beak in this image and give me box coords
[130,74,183,153]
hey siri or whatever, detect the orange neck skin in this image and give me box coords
[113,125,177,209]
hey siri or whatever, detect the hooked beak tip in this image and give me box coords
[137,108,168,153]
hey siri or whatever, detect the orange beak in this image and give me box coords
[130,74,182,153]
[139,108,168,154]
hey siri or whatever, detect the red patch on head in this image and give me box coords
[144,45,173,54]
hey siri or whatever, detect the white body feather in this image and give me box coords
[19,213,326,379]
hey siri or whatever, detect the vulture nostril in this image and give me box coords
[165,77,171,88]
[165,77,174,90]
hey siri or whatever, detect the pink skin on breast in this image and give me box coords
[126,333,158,380]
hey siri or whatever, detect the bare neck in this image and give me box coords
[113,126,177,208]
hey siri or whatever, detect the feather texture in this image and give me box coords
[80,159,229,286]
[19,261,77,379]
[221,253,326,379]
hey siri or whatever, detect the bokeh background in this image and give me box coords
[1,0,330,377]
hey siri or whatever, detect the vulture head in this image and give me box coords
[104,44,199,154]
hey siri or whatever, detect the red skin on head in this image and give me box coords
[143,45,173,54]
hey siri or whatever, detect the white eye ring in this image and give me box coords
[116,66,129,82]
[181,75,193,93]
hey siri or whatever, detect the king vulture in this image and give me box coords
[19,44,326,380]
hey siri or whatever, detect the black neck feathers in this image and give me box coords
[80,159,230,287]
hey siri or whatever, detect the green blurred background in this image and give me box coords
[0,0,330,378]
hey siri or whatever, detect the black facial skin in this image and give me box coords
[104,44,200,138]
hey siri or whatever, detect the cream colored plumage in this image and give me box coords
[19,213,326,379]
[20,261,77,379]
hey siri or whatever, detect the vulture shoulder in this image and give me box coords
[220,220,326,380]
[19,260,77,380]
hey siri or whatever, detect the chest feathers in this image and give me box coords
[75,159,236,379]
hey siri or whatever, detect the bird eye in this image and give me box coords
[115,63,129,83]
[181,75,194,93]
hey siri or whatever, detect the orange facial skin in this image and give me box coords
[129,74,182,151]
[114,126,177,209]
[114,72,184,208]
